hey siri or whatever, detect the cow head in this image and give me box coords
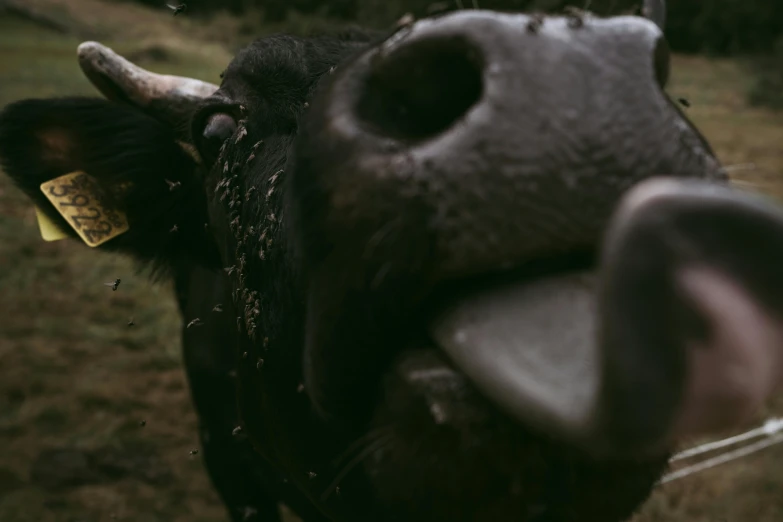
[3,2,783,521]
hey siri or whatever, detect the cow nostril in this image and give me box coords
[203,112,238,145]
[355,36,484,142]
[653,37,670,89]
[195,111,238,164]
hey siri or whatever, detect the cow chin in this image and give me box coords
[359,344,669,522]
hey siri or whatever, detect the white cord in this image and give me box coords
[660,431,783,485]
[669,417,783,463]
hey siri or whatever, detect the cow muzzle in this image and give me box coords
[291,9,783,460]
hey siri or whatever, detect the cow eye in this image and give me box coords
[195,111,238,164]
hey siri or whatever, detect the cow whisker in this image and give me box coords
[370,261,394,290]
[322,431,395,501]
[730,179,762,192]
[331,425,394,468]
[364,216,402,260]
[724,162,757,172]
[722,162,757,173]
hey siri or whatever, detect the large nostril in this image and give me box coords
[203,112,237,147]
[196,111,238,163]
[355,36,484,142]
[653,37,670,89]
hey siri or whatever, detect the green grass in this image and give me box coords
[0,6,782,522]
[665,55,783,201]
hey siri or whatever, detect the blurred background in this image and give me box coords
[0,0,781,521]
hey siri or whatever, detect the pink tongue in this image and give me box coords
[428,271,603,443]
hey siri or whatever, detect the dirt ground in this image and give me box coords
[0,2,782,521]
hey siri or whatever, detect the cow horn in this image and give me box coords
[77,41,219,134]
[641,0,666,30]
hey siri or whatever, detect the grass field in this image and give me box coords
[0,3,782,522]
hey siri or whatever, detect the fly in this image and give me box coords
[165,3,187,16]
[187,318,204,329]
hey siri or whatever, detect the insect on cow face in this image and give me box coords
[3,2,783,522]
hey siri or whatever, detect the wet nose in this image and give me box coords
[292,10,719,291]
[353,13,672,146]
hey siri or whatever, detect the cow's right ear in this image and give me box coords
[0,96,220,273]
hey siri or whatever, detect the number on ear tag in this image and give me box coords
[39,171,130,247]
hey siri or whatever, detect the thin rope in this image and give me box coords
[669,417,783,463]
[659,431,783,485]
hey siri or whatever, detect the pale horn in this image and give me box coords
[77,41,219,138]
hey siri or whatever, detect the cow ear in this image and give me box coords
[597,178,783,455]
[0,96,220,273]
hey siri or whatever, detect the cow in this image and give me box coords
[2,2,783,521]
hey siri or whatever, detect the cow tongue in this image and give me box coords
[428,271,602,443]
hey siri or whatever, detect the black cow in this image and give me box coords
[3,3,783,522]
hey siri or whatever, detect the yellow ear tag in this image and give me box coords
[34,205,69,242]
[39,171,130,248]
